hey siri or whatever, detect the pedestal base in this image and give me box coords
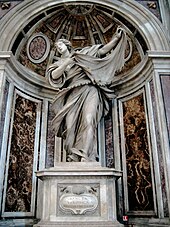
[35,221,123,227]
[34,163,123,227]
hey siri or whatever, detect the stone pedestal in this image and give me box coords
[34,163,123,227]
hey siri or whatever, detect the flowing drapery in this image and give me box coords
[47,31,127,161]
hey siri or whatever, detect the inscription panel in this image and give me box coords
[58,184,99,216]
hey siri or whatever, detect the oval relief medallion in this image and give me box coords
[27,33,50,63]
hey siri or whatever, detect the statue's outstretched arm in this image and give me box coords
[98,27,124,56]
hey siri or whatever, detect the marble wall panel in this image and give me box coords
[160,75,170,141]
[123,93,154,211]
[5,94,37,212]
[104,103,114,168]
[46,102,55,168]
[159,75,170,216]
[150,79,169,217]
[0,80,9,156]
[135,0,161,20]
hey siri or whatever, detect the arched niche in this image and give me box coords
[0,0,169,51]
[0,0,169,95]
[0,0,170,224]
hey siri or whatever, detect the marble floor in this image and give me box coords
[0,219,38,227]
[0,220,170,227]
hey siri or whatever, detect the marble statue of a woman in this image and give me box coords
[46,26,127,162]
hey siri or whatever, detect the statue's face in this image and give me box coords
[55,41,68,55]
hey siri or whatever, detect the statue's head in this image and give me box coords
[55,39,72,55]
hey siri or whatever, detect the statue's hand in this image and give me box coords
[115,26,124,38]
[64,56,75,66]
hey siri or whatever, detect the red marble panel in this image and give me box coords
[5,94,37,212]
[123,93,154,211]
